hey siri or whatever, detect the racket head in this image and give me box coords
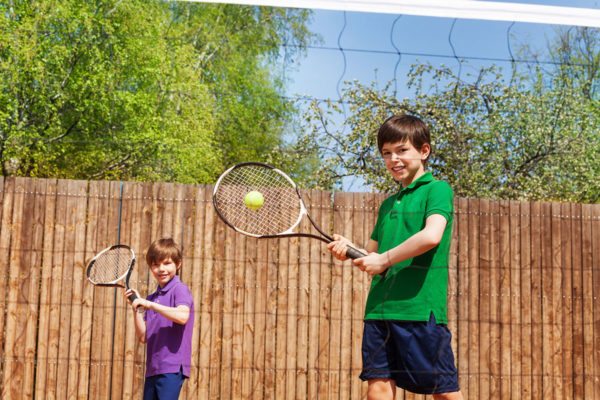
[86,244,136,288]
[212,162,305,237]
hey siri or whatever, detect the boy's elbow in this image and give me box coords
[424,231,442,248]
[175,308,190,325]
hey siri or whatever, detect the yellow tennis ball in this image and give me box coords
[244,190,264,211]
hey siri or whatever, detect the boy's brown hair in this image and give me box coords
[377,114,431,161]
[146,238,182,268]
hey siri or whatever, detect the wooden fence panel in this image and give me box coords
[91,181,123,398]
[571,201,585,399]
[0,176,9,397]
[210,193,226,399]
[317,189,333,399]
[582,204,595,399]
[499,200,511,399]
[197,185,216,398]
[591,204,600,399]
[530,201,543,399]
[63,180,89,399]
[466,198,480,399]
[335,191,354,400]
[45,180,68,398]
[560,202,574,400]
[509,200,522,400]
[0,179,17,397]
[520,200,532,400]
[447,198,459,397]
[35,179,57,399]
[118,181,144,399]
[478,198,491,399]
[178,184,202,399]
[19,180,43,397]
[0,177,598,399]
[458,199,472,397]
[296,207,311,400]
[3,178,32,399]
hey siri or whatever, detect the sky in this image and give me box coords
[276,0,599,190]
[283,0,600,102]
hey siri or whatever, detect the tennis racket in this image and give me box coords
[212,162,366,259]
[86,244,140,306]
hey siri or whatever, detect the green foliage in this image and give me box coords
[296,29,599,203]
[0,0,314,183]
[171,4,313,168]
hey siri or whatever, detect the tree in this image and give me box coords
[0,0,314,183]
[297,59,599,202]
[170,3,314,168]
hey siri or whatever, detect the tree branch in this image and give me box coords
[90,153,132,180]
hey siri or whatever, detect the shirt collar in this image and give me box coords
[399,171,433,194]
[156,275,180,294]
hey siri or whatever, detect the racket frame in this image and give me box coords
[212,162,334,243]
[86,244,142,306]
[86,244,136,288]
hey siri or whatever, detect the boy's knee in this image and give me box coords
[433,391,463,400]
[367,378,395,400]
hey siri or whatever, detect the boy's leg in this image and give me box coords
[144,369,185,400]
[433,391,463,400]
[143,376,158,400]
[367,378,396,400]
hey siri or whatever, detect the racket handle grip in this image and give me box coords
[127,291,138,306]
[345,245,366,260]
[345,246,387,278]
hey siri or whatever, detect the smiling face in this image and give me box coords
[150,257,180,287]
[381,139,430,187]
[145,238,183,287]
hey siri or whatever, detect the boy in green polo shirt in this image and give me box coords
[328,115,463,400]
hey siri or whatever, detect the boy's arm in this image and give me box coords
[139,300,191,325]
[353,214,448,276]
[133,307,147,343]
[125,289,147,343]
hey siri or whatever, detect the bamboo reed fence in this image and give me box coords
[0,176,598,399]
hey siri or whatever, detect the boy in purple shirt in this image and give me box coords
[125,238,194,400]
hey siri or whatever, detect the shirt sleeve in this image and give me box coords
[370,196,391,242]
[425,181,454,222]
[173,283,194,308]
[370,211,381,242]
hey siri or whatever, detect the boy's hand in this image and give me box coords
[327,234,356,261]
[353,253,388,276]
[124,288,146,311]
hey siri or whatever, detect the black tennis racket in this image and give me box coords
[212,162,366,259]
[86,244,139,306]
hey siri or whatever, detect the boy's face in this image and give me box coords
[149,257,180,287]
[381,140,430,187]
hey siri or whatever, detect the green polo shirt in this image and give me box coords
[365,172,454,323]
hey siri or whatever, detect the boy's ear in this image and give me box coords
[420,143,431,160]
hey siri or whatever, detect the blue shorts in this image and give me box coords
[143,368,185,400]
[360,313,460,395]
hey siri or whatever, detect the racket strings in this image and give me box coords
[88,247,133,284]
[214,165,302,236]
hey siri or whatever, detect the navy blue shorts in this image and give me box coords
[360,313,460,395]
[143,368,185,400]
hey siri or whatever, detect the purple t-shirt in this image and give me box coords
[144,276,194,378]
